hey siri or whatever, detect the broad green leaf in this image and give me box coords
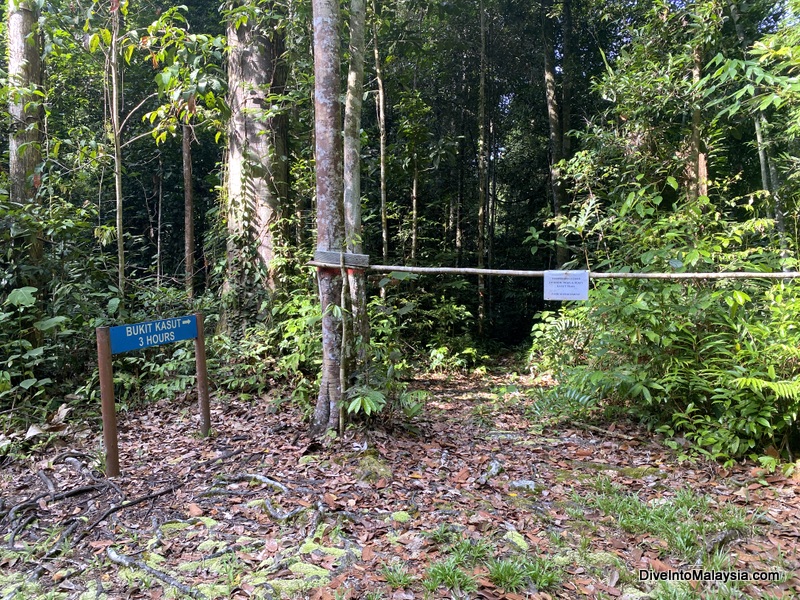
[19,378,37,390]
[6,287,37,307]
[34,316,67,331]
[397,302,416,316]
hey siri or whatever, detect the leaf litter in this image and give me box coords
[0,370,798,599]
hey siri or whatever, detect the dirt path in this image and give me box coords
[1,372,798,599]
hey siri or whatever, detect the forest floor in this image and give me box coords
[1,367,799,600]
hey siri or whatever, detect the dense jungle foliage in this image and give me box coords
[2,0,800,468]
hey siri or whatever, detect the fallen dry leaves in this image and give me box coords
[0,369,798,599]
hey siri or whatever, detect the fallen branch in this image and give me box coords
[107,547,208,600]
[573,421,636,441]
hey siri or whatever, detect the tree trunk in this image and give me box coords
[226,5,288,291]
[542,0,568,268]
[110,5,125,300]
[344,0,369,381]
[477,0,487,335]
[561,0,575,158]
[311,0,345,436]
[411,162,419,262]
[726,0,786,247]
[8,0,42,276]
[183,124,194,298]
[455,56,466,268]
[689,46,708,201]
[372,0,389,265]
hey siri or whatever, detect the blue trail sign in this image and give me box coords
[97,312,211,476]
[109,315,198,354]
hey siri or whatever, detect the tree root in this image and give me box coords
[7,514,36,549]
[28,519,82,581]
[2,484,104,532]
[107,547,208,600]
[73,483,182,546]
[36,470,58,495]
[218,473,289,494]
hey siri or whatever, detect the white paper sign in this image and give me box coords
[543,270,590,301]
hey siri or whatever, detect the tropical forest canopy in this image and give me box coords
[2,0,800,465]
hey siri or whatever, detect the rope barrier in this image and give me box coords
[308,261,800,280]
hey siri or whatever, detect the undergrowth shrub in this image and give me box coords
[529,164,800,463]
[1,196,119,426]
[529,278,800,466]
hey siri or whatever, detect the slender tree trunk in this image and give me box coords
[762,113,786,244]
[411,162,419,262]
[754,114,770,192]
[156,164,163,286]
[726,0,787,247]
[542,0,567,268]
[561,0,575,158]
[455,56,466,268]
[344,0,369,379]
[372,0,389,265]
[477,0,487,335]
[110,6,125,300]
[183,124,194,298]
[8,0,42,277]
[689,46,708,201]
[311,0,345,436]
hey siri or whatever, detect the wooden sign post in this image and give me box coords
[96,313,211,477]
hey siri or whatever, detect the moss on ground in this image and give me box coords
[503,530,529,551]
[357,455,392,483]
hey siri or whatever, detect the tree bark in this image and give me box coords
[372,0,389,265]
[542,0,568,268]
[183,124,194,298]
[8,0,43,275]
[726,0,786,247]
[110,5,125,300]
[477,0,487,335]
[689,46,708,201]
[561,0,575,158]
[226,5,288,291]
[344,0,369,379]
[311,0,345,436]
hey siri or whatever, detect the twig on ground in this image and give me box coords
[106,547,208,600]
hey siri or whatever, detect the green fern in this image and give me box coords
[733,377,800,401]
